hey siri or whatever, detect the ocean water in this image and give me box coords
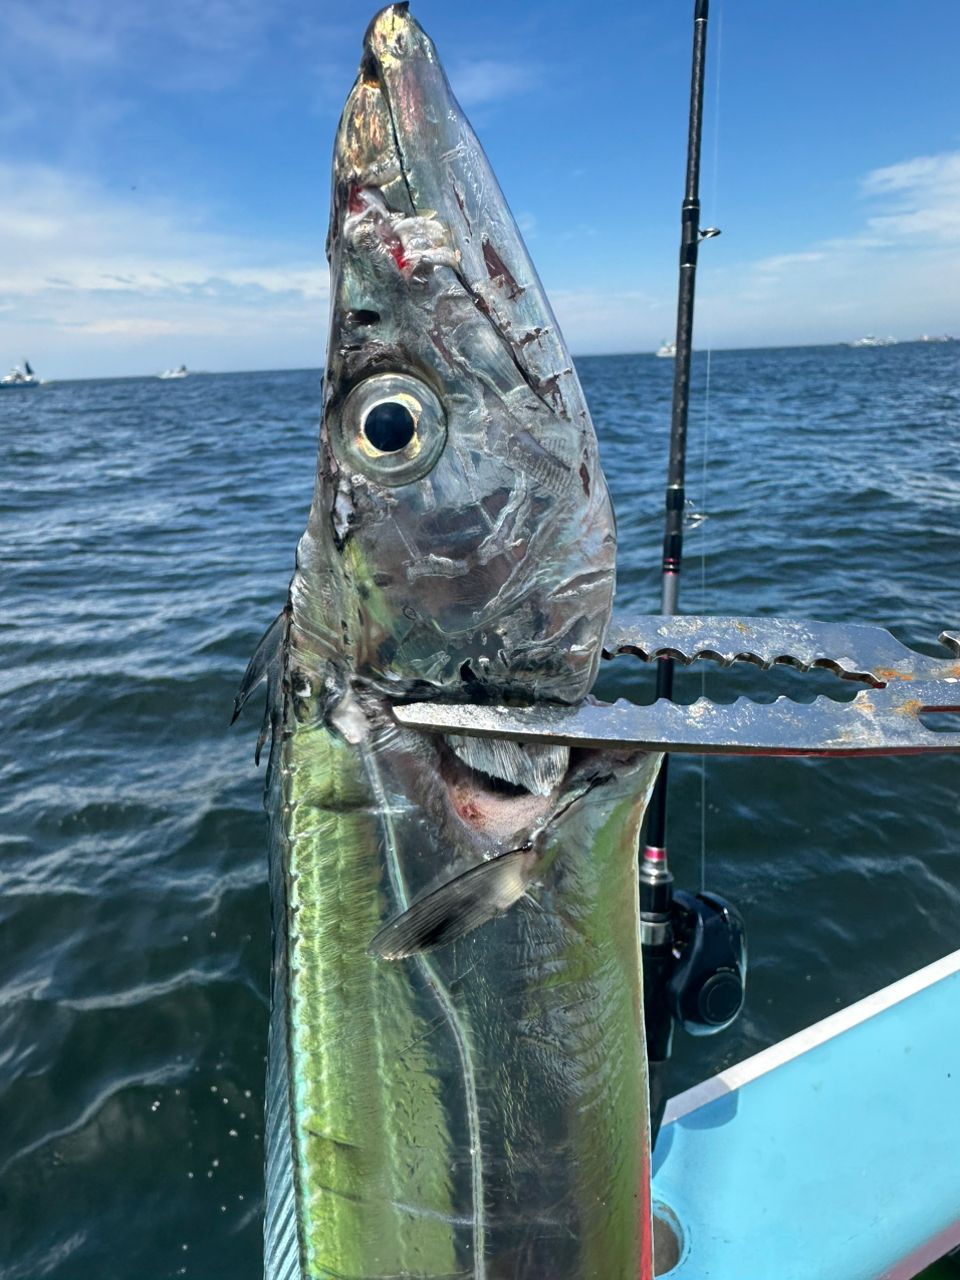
[2,343,958,1278]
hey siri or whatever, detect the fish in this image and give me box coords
[235,5,663,1277]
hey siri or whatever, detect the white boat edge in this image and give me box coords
[654,947,960,1279]
[663,945,960,1124]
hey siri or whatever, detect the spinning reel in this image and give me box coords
[667,889,746,1036]
[639,851,747,1140]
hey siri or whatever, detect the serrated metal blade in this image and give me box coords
[602,614,960,685]
[393,680,960,757]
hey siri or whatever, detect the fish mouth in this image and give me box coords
[334,2,572,379]
[331,6,430,236]
[372,682,615,843]
[438,732,573,841]
[345,4,529,290]
[365,683,640,960]
[363,2,412,51]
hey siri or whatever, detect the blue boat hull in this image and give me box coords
[653,949,960,1278]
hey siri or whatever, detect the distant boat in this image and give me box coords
[848,335,897,348]
[158,365,189,379]
[1,359,39,389]
[916,333,955,344]
[655,340,677,359]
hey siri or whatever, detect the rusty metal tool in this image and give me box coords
[393,616,960,756]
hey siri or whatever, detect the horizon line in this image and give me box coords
[29,337,956,384]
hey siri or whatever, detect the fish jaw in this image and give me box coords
[293,4,616,706]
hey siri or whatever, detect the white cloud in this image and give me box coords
[862,152,960,197]
[0,1,118,65]
[449,60,538,108]
[0,0,275,73]
[751,251,827,276]
[66,318,182,338]
[536,150,960,354]
[860,151,960,244]
[688,149,960,347]
[0,164,329,377]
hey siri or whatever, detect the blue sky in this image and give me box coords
[1,0,958,378]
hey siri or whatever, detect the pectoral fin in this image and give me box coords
[368,846,541,959]
[232,608,289,766]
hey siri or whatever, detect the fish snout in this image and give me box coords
[364,4,427,68]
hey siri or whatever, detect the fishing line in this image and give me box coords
[699,2,722,894]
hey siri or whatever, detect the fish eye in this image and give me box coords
[334,373,446,485]
[363,400,416,452]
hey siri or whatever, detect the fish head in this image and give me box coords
[295,2,616,706]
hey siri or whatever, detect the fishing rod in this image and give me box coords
[640,0,744,1146]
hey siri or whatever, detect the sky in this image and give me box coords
[1,0,958,379]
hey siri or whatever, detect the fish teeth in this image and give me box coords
[446,734,570,797]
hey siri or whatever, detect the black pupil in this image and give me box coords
[364,401,416,453]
